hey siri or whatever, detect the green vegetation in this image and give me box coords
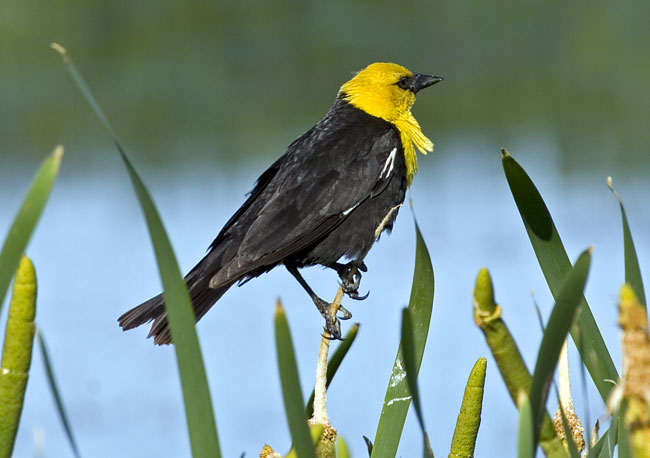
[3,1,650,170]
[0,256,37,455]
[1,46,648,458]
[448,357,486,458]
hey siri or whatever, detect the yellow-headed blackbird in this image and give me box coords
[118,62,442,344]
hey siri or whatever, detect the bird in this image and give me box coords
[118,62,442,345]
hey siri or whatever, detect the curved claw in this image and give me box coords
[321,330,338,341]
[349,290,369,301]
[337,304,353,320]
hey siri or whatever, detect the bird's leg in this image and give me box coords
[332,261,369,301]
[286,264,344,339]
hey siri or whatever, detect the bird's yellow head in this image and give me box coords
[339,62,442,185]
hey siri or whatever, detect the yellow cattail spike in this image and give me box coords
[619,284,650,458]
[473,268,495,313]
[0,255,38,456]
[312,423,336,458]
[473,268,529,404]
[472,268,566,458]
[449,357,487,458]
[259,444,281,458]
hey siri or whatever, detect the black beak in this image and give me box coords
[409,74,443,93]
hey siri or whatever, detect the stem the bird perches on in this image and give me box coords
[310,287,345,426]
[308,205,402,442]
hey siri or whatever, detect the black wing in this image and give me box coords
[208,107,402,287]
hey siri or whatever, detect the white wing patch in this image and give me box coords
[341,147,398,217]
[380,147,397,180]
[342,202,360,216]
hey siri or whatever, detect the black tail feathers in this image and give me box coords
[118,293,171,344]
[118,279,234,345]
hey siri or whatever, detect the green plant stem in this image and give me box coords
[473,268,566,458]
[448,357,486,458]
[0,255,37,456]
[274,301,317,458]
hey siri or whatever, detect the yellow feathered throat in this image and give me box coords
[393,116,433,186]
[339,62,434,186]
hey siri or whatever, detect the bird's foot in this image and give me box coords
[286,264,352,339]
[334,261,369,301]
[313,296,342,339]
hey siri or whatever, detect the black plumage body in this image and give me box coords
[119,98,407,344]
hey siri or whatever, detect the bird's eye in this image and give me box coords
[397,76,410,90]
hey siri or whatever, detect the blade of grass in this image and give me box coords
[274,301,316,458]
[585,426,606,458]
[607,177,646,308]
[0,146,62,314]
[617,401,632,458]
[597,411,618,458]
[529,248,591,451]
[502,150,617,401]
[52,44,220,458]
[372,219,434,458]
[36,329,81,458]
[400,308,434,458]
[123,153,222,458]
[305,323,359,418]
[593,429,614,458]
[518,392,534,458]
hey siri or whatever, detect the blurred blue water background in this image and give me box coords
[2,0,649,457]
